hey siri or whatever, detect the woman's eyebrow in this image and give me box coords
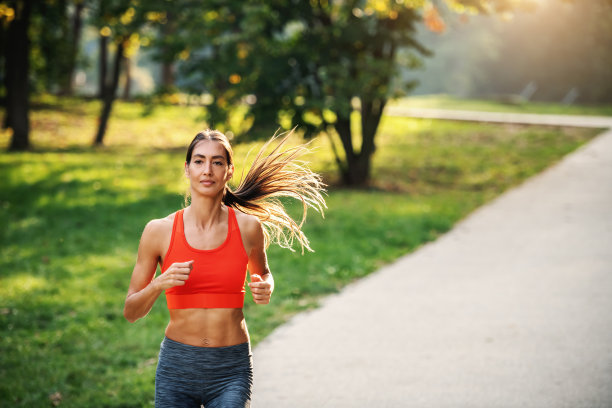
[193,154,225,160]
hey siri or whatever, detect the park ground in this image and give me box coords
[0,95,608,407]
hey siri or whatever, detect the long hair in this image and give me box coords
[185,129,326,252]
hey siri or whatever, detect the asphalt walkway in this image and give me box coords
[384,106,612,128]
[252,111,612,407]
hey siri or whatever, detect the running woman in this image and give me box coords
[123,130,325,407]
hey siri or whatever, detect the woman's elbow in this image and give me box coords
[124,314,137,323]
[123,302,140,323]
[123,309,136,323]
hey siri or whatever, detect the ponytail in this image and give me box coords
[222,131,326,253]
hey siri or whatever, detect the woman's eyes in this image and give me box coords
[193,160,223,166]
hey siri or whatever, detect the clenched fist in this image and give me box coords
[154,260,193,291]
[248,274,273,304]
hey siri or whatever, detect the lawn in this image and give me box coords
[0,96,602,407]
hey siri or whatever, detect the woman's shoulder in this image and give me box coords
[142,211,178,238]
[232,208,262,235]
[232,208,264,253]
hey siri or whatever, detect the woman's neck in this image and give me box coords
[186,194,225,230]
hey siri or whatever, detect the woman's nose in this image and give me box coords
[202,162,211,174]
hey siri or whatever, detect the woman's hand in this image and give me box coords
[248,274,273,304]
[154,260,193,290]
[240,214,274,305]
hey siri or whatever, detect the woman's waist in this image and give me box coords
[158,336,253,370]
[166,308,248,347]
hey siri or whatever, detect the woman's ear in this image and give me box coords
[184,161,190,178]
[227,164,235,181]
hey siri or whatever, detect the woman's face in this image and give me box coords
[185,140,234,197]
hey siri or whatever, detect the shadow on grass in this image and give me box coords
[0,170,183,406]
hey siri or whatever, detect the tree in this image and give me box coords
[91,0,185,144]
[3,0,87,150]
[172,0,536,186]
[287,0,538,185]
[64,0,85,94]
[283,3,428,186]
[153,9,179,92]
[121,55,131,100]
[129,2,196,95]
[177,1,428,185]
[98,32,108,98]
[93,38,124,145]
[27,0,85,95]
[4,0,31,151]
[90,2,146,145]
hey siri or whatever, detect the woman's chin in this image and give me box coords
[192,186,224,198]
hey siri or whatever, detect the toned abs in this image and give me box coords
[165,308,249,347]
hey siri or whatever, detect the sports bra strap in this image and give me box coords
[161,209,182,268]
[228,206,239,232]
[176,208,185,234]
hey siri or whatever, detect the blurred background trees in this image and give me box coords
[1,0,610,184]
[406,0,612,103]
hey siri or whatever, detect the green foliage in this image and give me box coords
[157,0,544,184]
[147,1,433,184]
[4,0,560,177]
[171,2,429,135]
[29,0,72,93]
[4,0,89,95]
[89,0,142,40]
[0,97,600,406]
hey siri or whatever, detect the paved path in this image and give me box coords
[252,111,612,407]
[384,106,612,128]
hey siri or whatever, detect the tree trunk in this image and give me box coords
[161,62,174,90]
[342,154,371,186]
[98,34,108,99]
[6,0,31,151]
[62,1,84,95]
[122,56,131,100]
[334,113,371,186]
[360,97,385,156]
[159,10,176,92]
[351,97,386,186]
[1,18,8,126]
[333,97,386,187]
[93,41,124,146]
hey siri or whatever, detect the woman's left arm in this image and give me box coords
[245,216,274,304]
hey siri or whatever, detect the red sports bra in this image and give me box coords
[161,207,249,309]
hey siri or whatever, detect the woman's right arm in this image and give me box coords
[123,220,192,322]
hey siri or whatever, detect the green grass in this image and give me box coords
[0,96,603,407]
[388,94,612,116]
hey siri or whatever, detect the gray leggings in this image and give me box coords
[155,337,253,407]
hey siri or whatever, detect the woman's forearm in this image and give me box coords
[123,281,163,322]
